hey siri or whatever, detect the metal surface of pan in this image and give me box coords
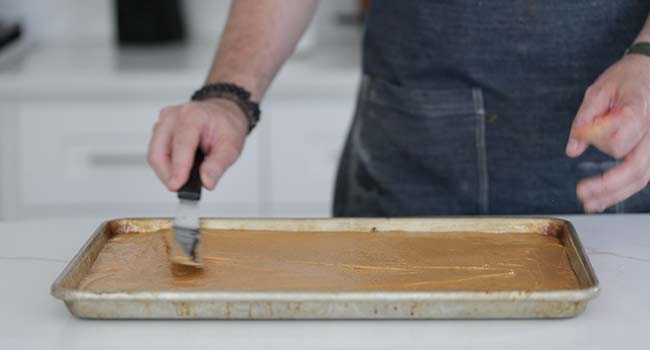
[51,217,600,319]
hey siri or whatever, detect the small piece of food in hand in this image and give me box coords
[572,116,616,144]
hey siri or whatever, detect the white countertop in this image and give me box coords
[0,215,649,349]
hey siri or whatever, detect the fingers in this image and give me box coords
[147,106,179,189]
[577,134,650,212]
[148,101,246,192]
[572,101,649,159]
[199,141,241,190]
[571,115,616,145]
[168,109,206,191]
[567,85,612,158]
[607,103,649,159]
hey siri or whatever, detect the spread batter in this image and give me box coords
[78,229,580,292]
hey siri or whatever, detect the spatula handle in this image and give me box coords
[177,150,204,201]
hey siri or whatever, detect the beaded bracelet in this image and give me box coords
[191,83,261,134]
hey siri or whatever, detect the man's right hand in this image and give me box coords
[147,98,249,192]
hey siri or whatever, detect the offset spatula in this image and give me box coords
[172,150,204,267]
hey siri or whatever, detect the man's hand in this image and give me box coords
[146,0,318,193]
[147,99,249,191]
[566,54,650,213]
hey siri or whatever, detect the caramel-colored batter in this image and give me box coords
[78,229,580,292]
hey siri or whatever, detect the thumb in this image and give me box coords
[199,143,240,190]
[566,86,612,158]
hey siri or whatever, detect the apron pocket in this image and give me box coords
[348,76,487,215]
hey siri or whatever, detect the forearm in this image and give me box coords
[206,0,318,101]
[634,15,650,43]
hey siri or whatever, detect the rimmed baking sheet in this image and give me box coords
[51,217,599,319]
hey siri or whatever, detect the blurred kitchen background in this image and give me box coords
[0,0,363,221]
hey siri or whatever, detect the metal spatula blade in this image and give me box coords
[173,199,201,261]
[172,150,204,265]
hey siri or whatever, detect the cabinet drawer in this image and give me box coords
[18,102,259,210]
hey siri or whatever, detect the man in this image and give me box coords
[148,0,650,216]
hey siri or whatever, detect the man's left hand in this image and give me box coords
[566,53,650,213]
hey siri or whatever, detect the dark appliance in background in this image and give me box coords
[115,0,186,45]
[0,20,21,51]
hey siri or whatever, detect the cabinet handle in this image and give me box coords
[88,153,147,168]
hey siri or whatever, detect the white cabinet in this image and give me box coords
[0,93,357,220]
[12,100,261,219]
[0,45,360,220]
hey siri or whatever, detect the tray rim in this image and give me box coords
[51,216,600,304]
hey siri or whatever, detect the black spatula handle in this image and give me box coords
[177,150,204,201]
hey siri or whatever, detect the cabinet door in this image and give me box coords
[17,101,260,218]
[267,96,355,217]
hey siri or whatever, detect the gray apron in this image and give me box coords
[334,0,650,216]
